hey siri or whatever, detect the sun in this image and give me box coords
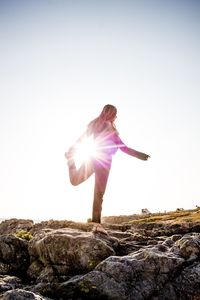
[74,137,97,165]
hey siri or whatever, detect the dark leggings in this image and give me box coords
[68,157,112,223]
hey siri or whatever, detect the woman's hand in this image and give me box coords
[137,152,150,160]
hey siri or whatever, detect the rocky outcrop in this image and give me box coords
[0,218,200,299]
[27,228,116,282]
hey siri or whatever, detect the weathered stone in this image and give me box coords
[151,282,177,300]
[0,219,33,235]
[173,262,200,299]
[52,246,185,300]
[27,261,44,281]
[1,217,200,299]
[57,271,125,300]
[1,289,48,299]
[31,282,59,299]
[130,221,200,238]
[30,220,96,235]
[28,228,115,280]
[0,235,29,277]
[171,234,200,261]
[0,275,22,293]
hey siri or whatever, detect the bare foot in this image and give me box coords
[92,224,108,235]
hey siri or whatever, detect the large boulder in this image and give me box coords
[27,228,115,282]
[47,246,185,299]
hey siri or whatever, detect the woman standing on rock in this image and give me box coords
[65,104,150,224]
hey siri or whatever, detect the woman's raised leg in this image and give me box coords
[65,150,94,185]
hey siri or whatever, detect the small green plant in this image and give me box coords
[78,281,97,294]
[15,230,33,241]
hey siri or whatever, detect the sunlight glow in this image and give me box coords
[72,133,120,171]
[74,137,97,165]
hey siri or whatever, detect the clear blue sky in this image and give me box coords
[0,0,200,221]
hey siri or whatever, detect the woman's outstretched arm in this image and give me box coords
[116,135,150,161]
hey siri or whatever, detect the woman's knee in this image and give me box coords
[69,174,87,186]
[70,177,80,186]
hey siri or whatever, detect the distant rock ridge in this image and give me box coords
[0,212,200,299]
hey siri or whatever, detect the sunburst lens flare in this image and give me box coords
[74,137,97,163]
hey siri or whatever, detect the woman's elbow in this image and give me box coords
[120,145,129,153]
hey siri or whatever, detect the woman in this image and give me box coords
[65,104,150,224]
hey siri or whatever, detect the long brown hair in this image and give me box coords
[87,104,117,135]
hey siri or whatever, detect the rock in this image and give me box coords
[1,289,48,299]
[1,217,200,299]
[31,282,58,299]
[0,219,33,235]
[56,271,125,300]
[151,282,177,300]
[173,262,200,299]
[171,234,200,261]
[106,230,133,240]
[0,235,29,277]
[51,246,185,300]
[30,220,96,235]
[27,228,115,281]
[130,221,200,238]
[0,275,22,293]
